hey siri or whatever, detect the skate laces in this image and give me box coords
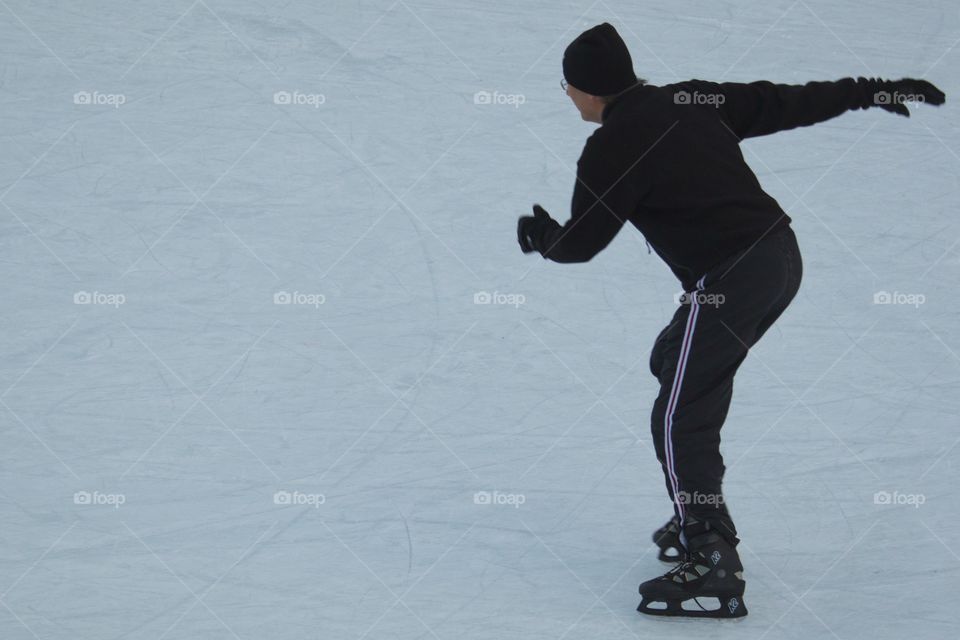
[665,554,711,584]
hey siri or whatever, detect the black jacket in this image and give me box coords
[538,77,880,290]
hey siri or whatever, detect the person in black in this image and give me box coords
[517,22,945,618]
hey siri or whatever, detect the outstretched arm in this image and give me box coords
[712,77,945,140]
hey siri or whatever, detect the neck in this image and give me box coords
[601,82,646,121]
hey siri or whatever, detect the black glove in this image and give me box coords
[517,204,557,254]
[869,78,946,117]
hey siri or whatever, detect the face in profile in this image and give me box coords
[565,82,604,123]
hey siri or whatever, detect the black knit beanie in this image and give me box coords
[563,23,636,96]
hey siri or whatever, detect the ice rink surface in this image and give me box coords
[1,0,958,638]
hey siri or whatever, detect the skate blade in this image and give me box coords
[637,595,747,619]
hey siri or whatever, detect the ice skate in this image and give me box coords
[637,531,747,619]
[652,515,683,563]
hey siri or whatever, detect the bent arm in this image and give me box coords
[539,137,637,263]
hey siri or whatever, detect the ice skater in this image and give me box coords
[517,22,945,618]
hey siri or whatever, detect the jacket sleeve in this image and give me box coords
[712,77,876,140]
[538,134,638,263]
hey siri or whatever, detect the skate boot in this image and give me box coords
[652,515,682,563]
[637,530,747,618]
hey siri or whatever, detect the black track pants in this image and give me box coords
[648,225,803,545]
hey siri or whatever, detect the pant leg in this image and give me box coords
[754,227,803,343]
[649,317,678,379]
[649,226,803,545]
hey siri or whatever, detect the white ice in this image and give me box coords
[1,1,958,638]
